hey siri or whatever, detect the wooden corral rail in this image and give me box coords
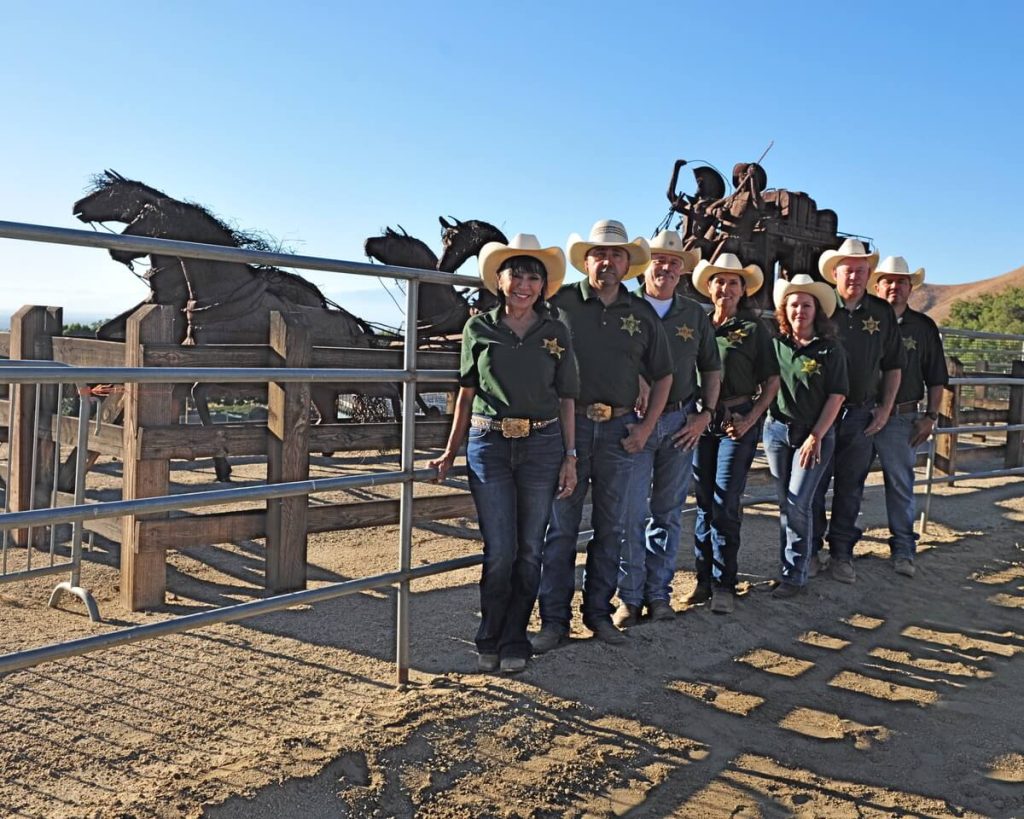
[2,305,463,611]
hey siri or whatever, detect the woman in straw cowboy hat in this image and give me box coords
[431,234,579,674]
[762,275,848,598]
[688,253,779,614]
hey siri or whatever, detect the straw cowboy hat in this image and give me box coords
[818,238,880,284]
[773,273,838,317]
[566,219,651,280]
[869,255,925,289]
[478,233,566,299]
[692,253,764,297]
[646,229,700,272]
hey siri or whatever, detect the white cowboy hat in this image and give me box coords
[818,238,880,284]
[566,219,651,280]
[479,233,566,299]
[870,255,925,289]
[692,253,764,297]
[647,229,700,272]
[773,273,838,318]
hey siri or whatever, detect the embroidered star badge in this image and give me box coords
[862,316,881,335]
[903,337,917,351]
[676,324,695,341]
[542,337,564,359]
[801,358,822,376]
[621,314,642,336]
[727,327,748,344]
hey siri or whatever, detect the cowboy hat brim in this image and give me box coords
[773,277,838,317]
[692,259,764,297]
[869,267,925,289]
[648,246,701,273]
[479,242,566,299]
[819,248,880,284]
[567,234,651,278]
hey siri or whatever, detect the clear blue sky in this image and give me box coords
[2,0,1022,327]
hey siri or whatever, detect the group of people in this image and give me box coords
[431,221,948,674]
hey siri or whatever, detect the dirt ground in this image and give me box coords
[1,446,1022,818]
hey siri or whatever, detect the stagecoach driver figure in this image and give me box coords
[871,256,948,578]
[532,220,674,651]
[614,230,721,627]
[811,239,905,584]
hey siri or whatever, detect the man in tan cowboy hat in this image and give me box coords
[870,256,948,578]
[812,238,905,584]
[615,230,721,627]
[533,220,674,650]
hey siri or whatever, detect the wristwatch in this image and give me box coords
[924,411,938,421]
[565,448,578,458]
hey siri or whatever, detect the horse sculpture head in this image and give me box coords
[437,216,507,273]
[364,226,439,270]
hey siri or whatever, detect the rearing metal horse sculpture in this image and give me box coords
[73,171,384,481]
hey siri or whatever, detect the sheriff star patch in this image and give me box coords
[727,327,749,344]
[903,337,917,351]
[676,324,695,341]
[621,314,642,336]
[801,358,822,376]
[862,316,881,335]
[542,337,564,359]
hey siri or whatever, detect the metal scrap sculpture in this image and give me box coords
[667,158,852,304]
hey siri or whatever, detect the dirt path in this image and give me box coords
[1,452,1022,818]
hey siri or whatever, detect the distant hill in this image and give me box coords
[909,264,1024,326]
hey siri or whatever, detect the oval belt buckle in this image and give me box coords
[586,402,612,422]
[501,417,530,438]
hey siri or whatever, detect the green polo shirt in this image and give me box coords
[633,291,721,403]
[833,292,905,405]
[460,307,579,419]
[894,307,949,404]
[713,312,779,401]
[550,280,673,408]
[772,335,849,427]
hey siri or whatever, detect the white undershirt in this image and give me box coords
[644,294,672,318]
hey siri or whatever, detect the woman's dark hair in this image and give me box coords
[774,293,837,341]
[496,255,551,315]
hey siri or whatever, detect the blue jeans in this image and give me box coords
[692,402,760,590]
[763,417,836,587]
[539,413,636,631]
[467,421,563,659]
[872,413,919,560]
[619,405,694,606]
[812,405,876,559]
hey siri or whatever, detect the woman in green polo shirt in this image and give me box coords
[690,254,780,615]
[430,234,579,674]
[762,275,848,598]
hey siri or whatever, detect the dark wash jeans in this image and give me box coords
[692,401,760,590]
[812,405,876,559]
[539,413,636,632]
[467,421,563,659]
[763,417,836,586]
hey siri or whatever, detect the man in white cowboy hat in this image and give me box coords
[615,230,722,627]
[812,238,905,584]
[870,256,948,578]
[532,220,674,651]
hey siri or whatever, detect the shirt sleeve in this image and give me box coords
[459,320,480,388]
[922,320,950,387]
[643,317,675,381]
[880,305,907,371]
[696,310,722,373]
[824,343,849,397]
[753,320,781,382]
[554,322,580,399]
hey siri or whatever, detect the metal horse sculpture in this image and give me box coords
[73,171,383,481]
[363,217,506,335]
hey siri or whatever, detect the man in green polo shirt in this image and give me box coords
[533,220,674,651]
[812,239,905,584]
[871,256,948,578]
[615,230,721,627]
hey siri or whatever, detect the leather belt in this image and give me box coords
[844,398,875,410]
[470,415,558,438]
[663,395,695,413]
[721,395,753,409]
[891,400,920,416]
[576,403,632,422]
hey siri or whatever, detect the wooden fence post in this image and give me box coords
[122,305,176,610]
[266,312,311,593]
[1006,359,1024,469]
[935,356,962,476]
[8,305,62,546]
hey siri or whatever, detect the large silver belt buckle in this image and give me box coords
[586,402,612,423]
[500,417,531,438]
